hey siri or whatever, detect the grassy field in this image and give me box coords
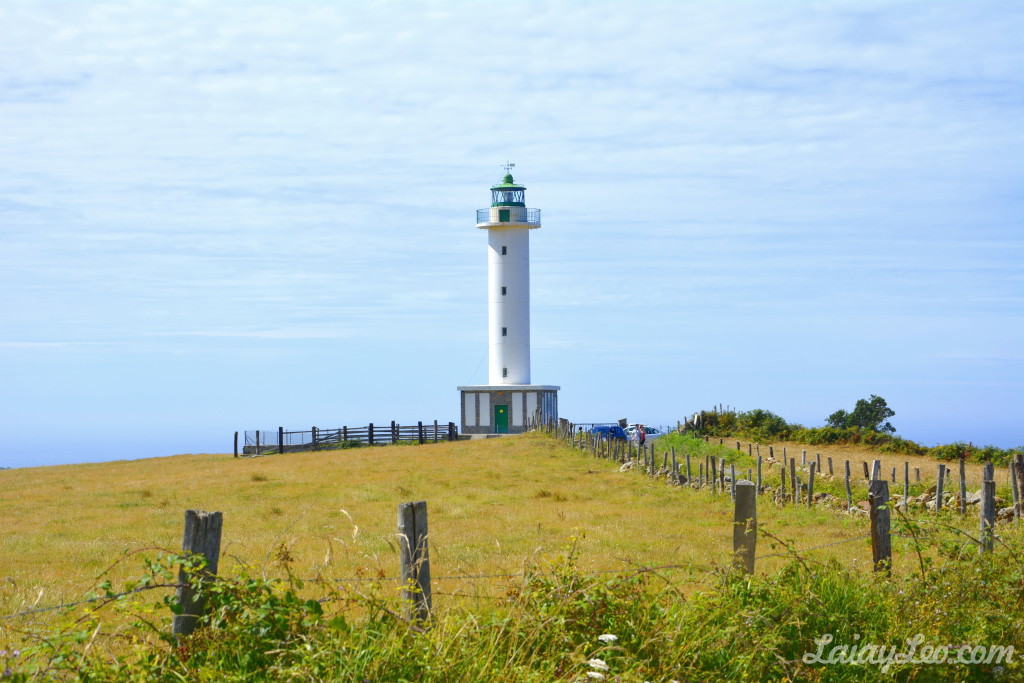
[2,432,881,620]
[2,432,1021,680]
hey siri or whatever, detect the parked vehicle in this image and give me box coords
[589,425,628,440]
[625,424,664,442]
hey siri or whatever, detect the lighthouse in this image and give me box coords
[458,167,559,435]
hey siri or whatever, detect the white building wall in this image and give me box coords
[526,391,538,423]
[487,228,531,385]
[479,392,491,427]
[512,392,523,426]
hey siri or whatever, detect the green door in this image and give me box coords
[494,405,509,434]
[499,208,510,222]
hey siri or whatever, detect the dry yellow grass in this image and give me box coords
[1,432,976,626]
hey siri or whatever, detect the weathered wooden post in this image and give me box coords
[721,459,727,494]
[172,510,223,637]
[747,443,752,456]
[699,462,704,488]
[935,464,946,512]
[398,501,431,623]
[779,458,787,500]
[756,456,762,493]
[418,421,424,444]
[871,460,881,481]
[801,450,807,467]
[862,461,870,479]
[807,462,816,507]
[686,451,692,488]
[845,460,853,512]
[733,480,757,575]
[959,457,968,515]
[980,480,996,553]
[915,467,920,482]
[278,426,284,455]
[233,431,238,458]
[1014,455,1024,520]
[730,464,736,501]
[903,461,910,510]
[1010,458,1020,519]
[255,430,260,454]
[827,456,834,476]
[391,420,398,445]
[789,459,797,504]
[868,480,891,574]
[890,466,896,483]
[816,452,821,472]
[368,422,375,445]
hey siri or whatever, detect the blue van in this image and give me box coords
[589,425,628,440]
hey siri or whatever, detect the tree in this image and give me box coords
[826,395,896,434]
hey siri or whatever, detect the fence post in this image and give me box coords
[801,450,807,467]
[278,426,284,455]
[1014,456,1024,520]
[959,457,968,515]
[398,501,431,623]
[827,456,833,476]
[433,420,439,443]
[449,422,456,441]
[904,461,910,510]
[980,479,996,553]
[391,421,397,445]
[756,456,762,493]
[369,422,374,446]
[255,430,260,454]
[779,457,786,500]
[418,421,424,444]
[845,460,853,512]
[935,464,945,512]
[871,460,881,481]
[808,462,816,507]
[733,480,757,575]
[172,510,223,637]
[915,467,920,482]
[730,464,736,501]
[789,459,797,504]
[233,431,238,458]
[868,480,891,574]
[862,461,870,480]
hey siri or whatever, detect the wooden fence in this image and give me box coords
[237,420,458,456]
[539,421,1024,567]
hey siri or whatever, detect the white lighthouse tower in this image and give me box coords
[458,167,559,435]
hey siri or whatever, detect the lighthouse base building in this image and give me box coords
[458,385,559,435]
[458,169,558,436]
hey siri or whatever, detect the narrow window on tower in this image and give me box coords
[502,327,507,336]
[501,286,507,295]
[501,246,507,255]
[503,368,508,378]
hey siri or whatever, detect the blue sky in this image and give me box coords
[2,0,1022,467]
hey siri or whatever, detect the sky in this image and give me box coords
[1,0,1022,468]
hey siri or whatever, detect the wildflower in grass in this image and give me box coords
[585,673,606,681]
[597,634,618,643]
[587,658,609,671]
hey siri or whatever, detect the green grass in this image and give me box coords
[2,432,1023,680]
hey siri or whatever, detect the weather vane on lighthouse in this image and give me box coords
[457,167,559,435]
